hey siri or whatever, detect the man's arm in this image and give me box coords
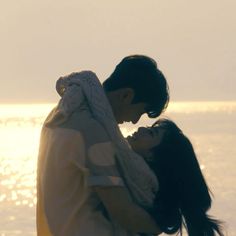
[94,186,162,235]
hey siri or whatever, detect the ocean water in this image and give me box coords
[0,102,235,236]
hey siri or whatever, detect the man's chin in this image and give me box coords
[126,136,133,144]
[116,117,124,124]
[118,119,128,124]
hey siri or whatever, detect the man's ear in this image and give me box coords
[121,88,135,104]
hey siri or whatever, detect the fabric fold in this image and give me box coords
[49,70,159,208]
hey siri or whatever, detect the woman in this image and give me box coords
[127,118,224,236]
[53,71,224,235]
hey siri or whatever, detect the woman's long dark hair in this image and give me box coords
[147,118,224,236]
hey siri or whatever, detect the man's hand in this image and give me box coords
[94,186,162,235]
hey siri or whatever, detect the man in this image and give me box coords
[37,55,169,235]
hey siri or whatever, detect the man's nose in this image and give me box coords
[132,119,138,124]
[132,114,142,124]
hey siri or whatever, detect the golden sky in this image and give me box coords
[1,0,235,103]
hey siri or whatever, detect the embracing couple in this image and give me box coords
[37,55,224,236]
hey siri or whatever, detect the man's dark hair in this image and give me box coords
[103,55,169,118]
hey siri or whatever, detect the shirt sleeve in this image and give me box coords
[86,141,125,187]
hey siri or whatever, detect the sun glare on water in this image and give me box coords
[0,101,236,208]
[0,104,55,208]
[0,101,236,235]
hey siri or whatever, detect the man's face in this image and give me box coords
[117,102,147,124]
[107,88,149,124]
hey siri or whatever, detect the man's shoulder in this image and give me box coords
[57,112,111,146]
[43,106,111,147]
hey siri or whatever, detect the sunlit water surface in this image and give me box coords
[0,102,235,236]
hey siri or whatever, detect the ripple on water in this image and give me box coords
[0,103,235,235]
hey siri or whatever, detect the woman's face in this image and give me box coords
[127,126,166,158]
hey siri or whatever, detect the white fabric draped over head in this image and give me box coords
[52,70,158,208]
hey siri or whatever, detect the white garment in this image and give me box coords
[53,71,159,208]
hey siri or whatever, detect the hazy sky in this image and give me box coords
[1,0,235,103]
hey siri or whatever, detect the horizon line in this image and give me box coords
[1,100,236,105]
